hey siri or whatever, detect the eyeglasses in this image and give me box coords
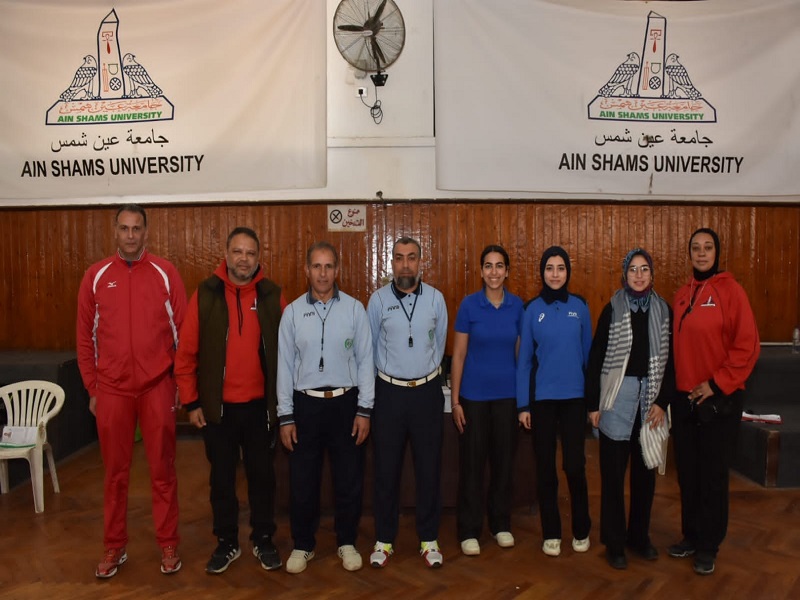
[627,265,651,274]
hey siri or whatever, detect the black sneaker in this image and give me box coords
[206,540,241,574]
[605,549,627,570]
[693,553,715,575]
[254,536,282,571]
[627,542,659,561]
[667,538,696,558]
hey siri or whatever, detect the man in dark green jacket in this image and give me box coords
[176,226,286,575]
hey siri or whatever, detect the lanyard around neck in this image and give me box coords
[397,288,419,348]
[313,299,334,371]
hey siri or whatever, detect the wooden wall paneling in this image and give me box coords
[755,206,800,336]
[365,203,382,296]
[20,210,32,334]
[451,202,468,307]
[495,202,517,299]
[0,214,7,343]
[0,212,15,344]
[26,211,43,347]
[752,206,773,336]
[504,203,523,301]
[42,210,65,348]
[377,201,391,288]
[782,207,800,329]
[415,203,434,289]
[512,203,533,300]
[1,202,800,350]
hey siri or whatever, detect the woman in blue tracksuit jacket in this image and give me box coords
[517,246,593,558]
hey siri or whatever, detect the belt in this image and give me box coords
[301,387,351,399]
[378,367,441,388]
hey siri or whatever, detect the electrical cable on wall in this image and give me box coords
[333,0,405,125]
[360,83,384,124]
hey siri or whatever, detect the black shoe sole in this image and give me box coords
[667,540,696,558]
[259,559,283,571]
[253,546,282,570]
[605,551,627,570]
[693,563,715,575]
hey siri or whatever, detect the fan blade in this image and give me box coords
[337,24,365,32]
[373,0,388,21]
[370,37,386,67]
[364,0,387,30]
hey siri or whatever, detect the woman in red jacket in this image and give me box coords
[669,228,760,576]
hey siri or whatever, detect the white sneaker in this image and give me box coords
[572,537,590,553]
[493,531,515,548]
[460,538,480,556]
[370,542,393,568]
[286,549,314,574]
[420,540,443,568]
[542,539,561,557]
[337,545,363,571]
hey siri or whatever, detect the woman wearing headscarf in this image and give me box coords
[669,228,759,576]
[585,248,673,570]
[451,245,523,556]
[517,246,593,558]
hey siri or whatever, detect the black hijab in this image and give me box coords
[539,246,571,304]
[689,227,721,281]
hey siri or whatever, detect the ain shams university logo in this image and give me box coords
[45,9,174,126]
[587,11,716,125]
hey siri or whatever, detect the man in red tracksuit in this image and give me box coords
[76,204,187,578]
[175,226,286,575]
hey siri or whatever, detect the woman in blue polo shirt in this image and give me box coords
[517,246,593,558]
[450,244,523,556]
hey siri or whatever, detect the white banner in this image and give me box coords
[434,0,800,197]
[0,0,327,205]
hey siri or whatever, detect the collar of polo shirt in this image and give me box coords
[391,281,422,299]
[306,283,341,304]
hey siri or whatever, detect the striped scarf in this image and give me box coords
[599,289,670,469]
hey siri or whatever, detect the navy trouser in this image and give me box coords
[372,377,444,544]
[671,390,743,558]
[456,397,518,541]
[288,388,364,551]
[202,398,276,543]
[531,399,592,541]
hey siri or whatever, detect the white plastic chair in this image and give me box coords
[0,380,65,513]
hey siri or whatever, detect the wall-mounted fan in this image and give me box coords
[333,0,405,87]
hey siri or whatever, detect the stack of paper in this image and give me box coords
[741,411,782,424]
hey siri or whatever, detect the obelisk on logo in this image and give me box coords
[97,9,124,99]
[637,11,667,98]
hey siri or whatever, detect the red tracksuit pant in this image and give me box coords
[95,374,179,549]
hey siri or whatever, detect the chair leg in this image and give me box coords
[45,444,60,493]
[30,447,45,513]
[0,459,8,494]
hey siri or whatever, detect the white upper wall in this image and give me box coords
[261,0,544,202]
